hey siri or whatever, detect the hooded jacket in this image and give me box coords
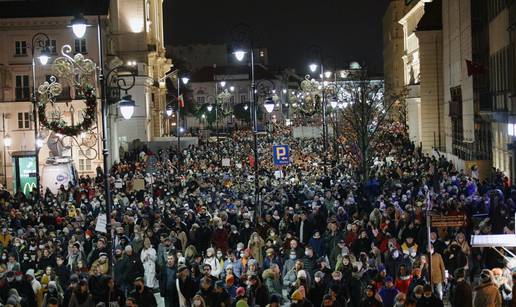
[473,281,502,307]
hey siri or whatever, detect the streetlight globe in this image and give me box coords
[119,95,136,120]
[69,14,89,38]
[38,55,49,66]
[233,50,246,62]
[325,71,332,79]
[244,104,249,111]
[264,97,275,114]
[179,127,185,133]
[330,97,338,109]
[201,114,206,119]
[309,63,318,73]
[207,104,213,112]
[181,77,190,85]
[282,89,287,94]
[230,86,235,92]
[220,81,226,88]
[165,108,173,117]
[3,135,12,148]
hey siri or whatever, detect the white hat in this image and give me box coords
[297,270,307,279]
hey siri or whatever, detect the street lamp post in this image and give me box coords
[71,14,136,275]
[308,48,329,175]
[30,32,51,198]
[232,23,260,221]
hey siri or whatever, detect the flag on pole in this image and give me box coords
[178,94,185,108]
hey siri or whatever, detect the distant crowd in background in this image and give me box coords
[0,124,513,307]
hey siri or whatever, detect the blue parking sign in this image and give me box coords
[273,145,290,166]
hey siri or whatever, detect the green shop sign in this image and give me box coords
[12,155,37,196]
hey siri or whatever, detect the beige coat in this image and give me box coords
[474,282,502,307]
[431,252,446,284]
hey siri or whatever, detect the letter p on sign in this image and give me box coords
[273,145,289,166]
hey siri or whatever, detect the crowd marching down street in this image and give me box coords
[0,124,513,307]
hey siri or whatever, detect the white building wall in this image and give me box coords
[442,0,474,147]
[0,17,105,190]
[489,8,512,177]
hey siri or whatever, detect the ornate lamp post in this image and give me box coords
[307,45,330,175]
[30,32,52,198]
[70,14,136,275]
[231,23,261,221]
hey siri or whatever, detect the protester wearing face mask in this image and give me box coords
[203,248,221,279]
[301,246,317,278]
[415,284,444,307]
[360,284,383,307]
[130,277,157,307]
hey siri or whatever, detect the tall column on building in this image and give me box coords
[108,0,171,162]
[399,0,443,152]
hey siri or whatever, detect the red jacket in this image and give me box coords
[395,276,412,294]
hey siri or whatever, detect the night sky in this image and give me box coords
[164,0,389,73]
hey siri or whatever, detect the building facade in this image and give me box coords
[442,0,492,177]
[383,0,407,104]
[384,0,498,179]
[0,0,172,191]
[399,0,444,152]
[0,7,108,190]
[488,0,516,180]
[182,64,291,132]
[108,0,171,162]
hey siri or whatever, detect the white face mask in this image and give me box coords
[393,250,400,258]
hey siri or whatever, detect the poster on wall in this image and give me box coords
[13,156,37,196]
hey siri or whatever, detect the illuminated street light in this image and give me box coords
[264,97,275,113]
[69,14,90,38]
[119,95,136,119]
[233,50,247,62]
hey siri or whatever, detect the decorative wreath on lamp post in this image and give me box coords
[38,45,97,137]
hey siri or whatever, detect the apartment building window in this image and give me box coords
[50,40,57,54]
[229,96,235,104]
[240,95,246,103]
[74,39,87,54]
[17,112,31,129]
[15,75,30,101]
[196,96,205,104]
[14,41,27,56]
[79,149,92,171]
[78,158,92,171]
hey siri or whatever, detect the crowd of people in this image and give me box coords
[0,124,513,307]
